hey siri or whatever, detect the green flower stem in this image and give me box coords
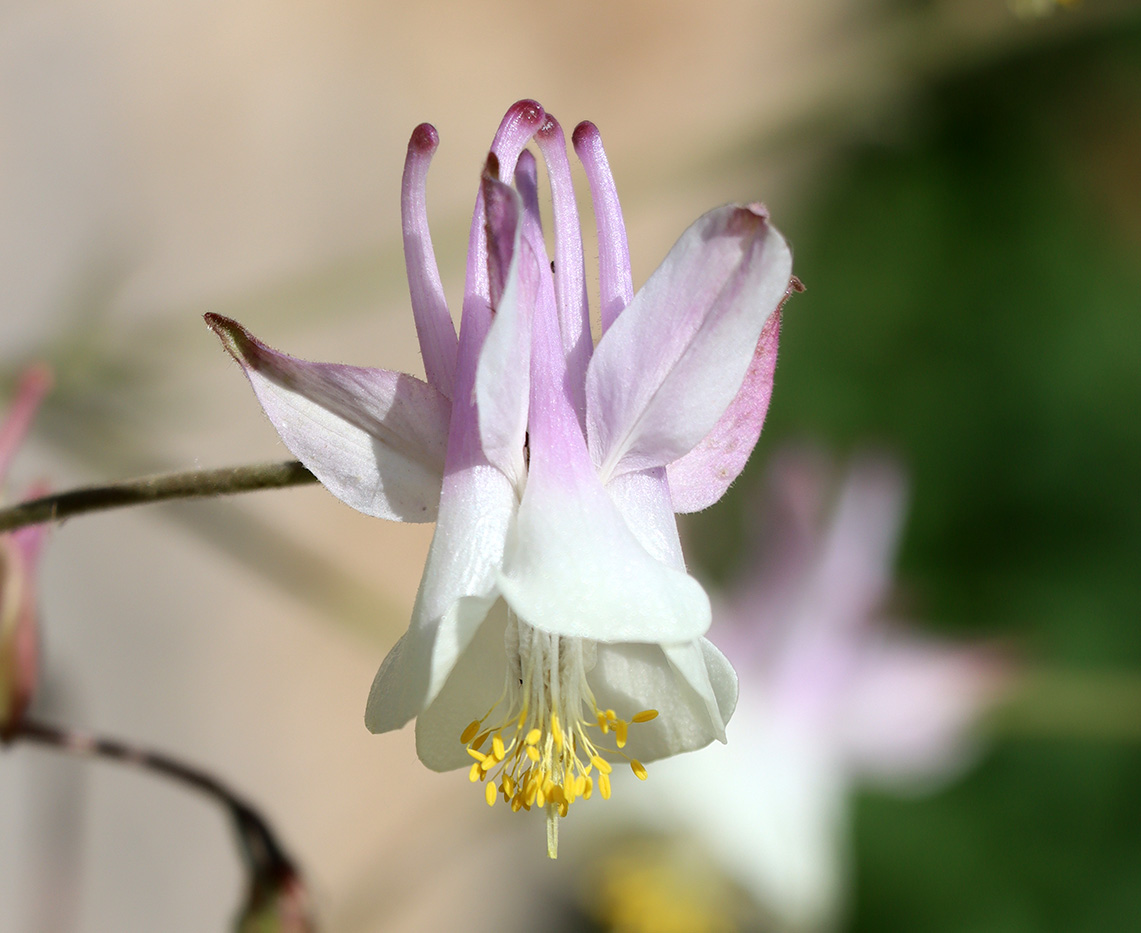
[0,460,317,533]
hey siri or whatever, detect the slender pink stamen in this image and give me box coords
[572,121,633,334]
[402,123,458,399]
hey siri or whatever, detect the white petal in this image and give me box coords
[664,638,738,743]
[364,591,498,736]
[415,464,517,626]
[414,601,510,772]
[497,448,711,643]
[604,467,686,569]
[585,205,792,482]
[364,463,516,733]
[587,637,736,762]
[207,314,449,521]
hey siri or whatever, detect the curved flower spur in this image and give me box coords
[206,100,795,857]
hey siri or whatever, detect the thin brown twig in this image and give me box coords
[6,718,312,928]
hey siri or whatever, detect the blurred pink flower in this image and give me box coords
[207,101,794,852]
[627,451,1008,928]
[0,365,53,739]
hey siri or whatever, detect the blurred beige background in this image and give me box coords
[0,1,1120,930]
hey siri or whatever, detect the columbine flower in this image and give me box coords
[616,451,1008,928]
[0,365,53,740]
[207,100,794,855]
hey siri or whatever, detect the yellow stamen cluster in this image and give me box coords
[467,619,662,856]
[461,704,656,821]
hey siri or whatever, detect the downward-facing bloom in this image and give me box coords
[207,101,794,854]
[0,366,53,740]
[610,451,1008,927]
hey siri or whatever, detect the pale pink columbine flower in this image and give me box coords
[0,366,53,739]
[207,101,794,854]
[625,451,1007,928]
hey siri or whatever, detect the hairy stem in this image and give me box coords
[0,460,317,533]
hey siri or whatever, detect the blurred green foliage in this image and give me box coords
[691,13,1141,931]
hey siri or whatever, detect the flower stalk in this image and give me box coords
[0,460,316,534]
[5,717,314,932]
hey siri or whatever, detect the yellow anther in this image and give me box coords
[457,677,663,835]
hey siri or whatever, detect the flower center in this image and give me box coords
[458,614,657,857]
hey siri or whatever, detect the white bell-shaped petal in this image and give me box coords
[589,638,737,763]
[364,463,516,734]
[412,601,511,772]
